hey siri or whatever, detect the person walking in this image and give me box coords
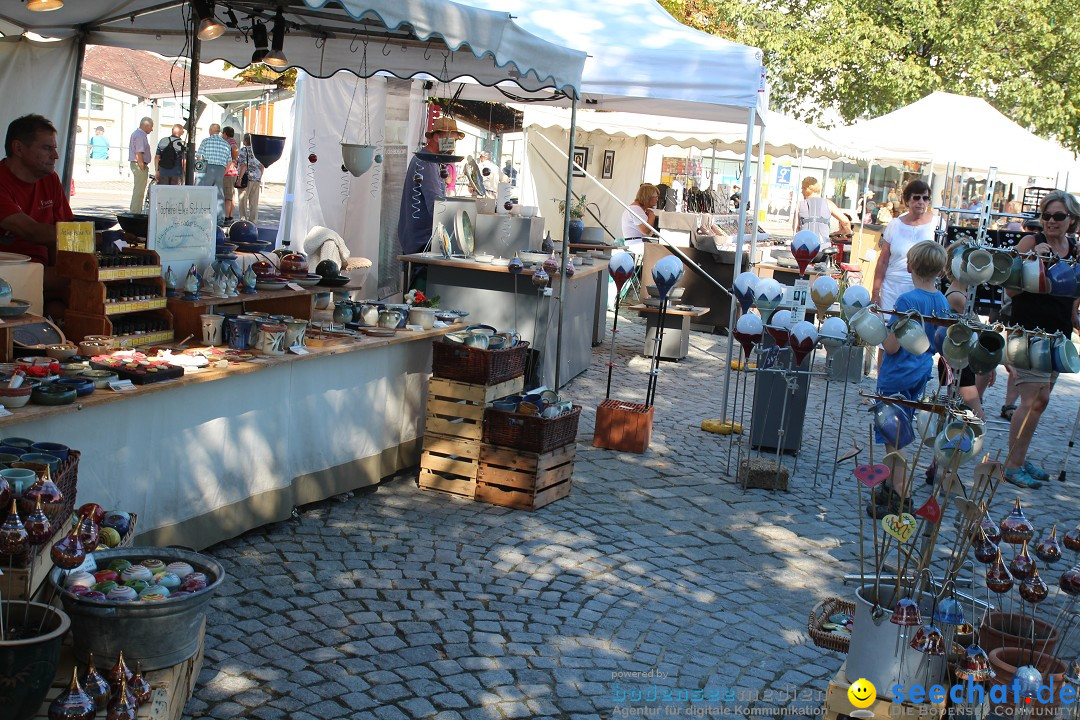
[155,124,186,186]
[128,116,153,212]
[88,126,109,160]
[236,133,264,222]
[221,126,240,222]
[195,124,232,224]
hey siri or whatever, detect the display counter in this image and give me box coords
[0,326,450,550]
[400,254,606,388]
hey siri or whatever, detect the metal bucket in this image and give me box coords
[847,583,947,700]
[48,547,225,671]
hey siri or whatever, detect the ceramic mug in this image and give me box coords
[988,250,1014,286]
[284,319,308,348]
[1051,334,1080,373]
[892,311,930,355]
[1005,327,1031,369]
[1047,261,1077,297]
[1004,255,1025,291]
[942,322,975,370]
[961,248,994,285]
[227,317,253,350]
[333,301,354,324]
[378,309,405,329]
[518,401,539,416]
[463,332,489,349]
[968,329,1004,375]
[200,313,224,346]
[258,323,287,356]
[850,308,887,346]
[1021,257,1048,294]
[0,467,36,497]
[1028,336,1053,372]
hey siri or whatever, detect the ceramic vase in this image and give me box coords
[81,654,110,710]
[48,667,96,720]
[24,496,50,545]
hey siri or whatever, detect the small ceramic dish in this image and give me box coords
[57,377,95,397]
[0,300,31,318]
[492,399,517,412]
[491,257,510,267]
[45,344,78,360]
[285,273,323,288]
[319,275,351,287]
[29,442,68,461]
[31,384,77,406]
[473,253,494,263]
[444,332,467,345]
[435,313,458,323]
[78,370,117,390]
[520,252,548,264]
[465,324,497,336]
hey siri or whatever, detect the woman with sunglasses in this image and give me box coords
[1003,190,1080,488]
[871,180,937,313]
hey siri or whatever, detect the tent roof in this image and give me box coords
[837,91,1073,176]
[0,0,586,94]
[447,0,767,125]
[522,105,862,160]
[82,45,243,98]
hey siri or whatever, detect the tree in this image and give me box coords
[659,0,1080,153]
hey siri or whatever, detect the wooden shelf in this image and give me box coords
[399,254,606,277]
[628,304,710,317]
[166,283,361,308]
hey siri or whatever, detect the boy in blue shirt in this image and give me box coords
[874,240,950,512]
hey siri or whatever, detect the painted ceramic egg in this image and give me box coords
[82,591,107,602]
[120,565,152,583]
[187,572,208,584]
[99,527,122,547]
[102,512,131,537]
[124,580,149,594]
[181,579,207,593]
[66,571,95,588]
[166,562,193,578]
[68,585,92,596]
[156,573,182,589]
[108,559,132,573]
[107,586,137,601]
[93,570,118,584]
[140,559,166,574]
[91,581,118,594]
[139,592,167,602]
[139,585,170,598]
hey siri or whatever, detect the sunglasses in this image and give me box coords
[908,194,931,201]
[830,233,853,239]
[1041,211,1072,222]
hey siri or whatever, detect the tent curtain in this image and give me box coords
[0,37,79,164]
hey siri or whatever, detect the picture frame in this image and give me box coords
[601,149,615,179]
[572,146,589,178]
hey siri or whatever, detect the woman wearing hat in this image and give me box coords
[398,116,465,257]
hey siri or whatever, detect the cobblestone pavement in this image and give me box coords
[186,308,1080,719]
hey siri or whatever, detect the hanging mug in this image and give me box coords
[1021,256,1048,294]
[942,322,975,371]
[1028,336,1053,372]
[850,307,887,346]
[200,314,224,346]
[1005,327,1031,369]
[1047,260,1077,297]
[988,250,1014,286]
[968,329,1004,375]
[892,311,930,355]
[962,248,994,285]
[1051,333,1080,373]
[1003,255,1025,291]
[932,421,976,467]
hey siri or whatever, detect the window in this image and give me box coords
[79,82,104,112]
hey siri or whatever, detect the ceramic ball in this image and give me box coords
[91,581,118,594]
[108,559,131,573]
[68,585,91,596]
[140,592,167,602]
[140,559,166,575]
[93,570,118,584]
[82,590,106,602]
[65,571,95,588]
[107,586,137,601]
[156,572,182,589]
[181,579,207,593]
[187,572,208,584]
[139,585,169,598]
[120,565,152,583]
[78,503,106,524]
[99,527,121,547]
[124,579,149,593]
[374,154,383,164]
[308,153,318,164]
[166,562,193,578]
[102,512,131,537]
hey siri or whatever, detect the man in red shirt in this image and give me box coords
[0,114,73,266]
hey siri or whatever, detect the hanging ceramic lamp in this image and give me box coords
[889,597,922,627]
[732,271,759,314]
[810,275,838,317]
[249,134,287,168]
[733,312,763,359]
[839,284,870,321]
[754,278,784,318]
[790,230,821,275]
[608,251,635,292]
[789,320,818,367]
[909,622,946,655]
[651,256,684,299]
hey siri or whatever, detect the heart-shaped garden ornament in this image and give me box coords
[854,463,889,488]
[914,496,942,524]
[882,513,917,543]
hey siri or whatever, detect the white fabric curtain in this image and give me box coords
[0,37,79,164]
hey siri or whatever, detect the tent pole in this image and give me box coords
[857,157,874,255]
[185,32,202,186]
[719,106,757,440]
[554,96,578,390]
[709,141,717,190]
[61,31,89,195]
[749,124,767,260]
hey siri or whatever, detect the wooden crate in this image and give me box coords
[425,376,524,441]
[823,662,945,720]
[418,434,480,498]
[475,443,575,510]
[593,399,653,453]
[33,618,205,720]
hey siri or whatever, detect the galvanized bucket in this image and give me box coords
[48,547,225,671]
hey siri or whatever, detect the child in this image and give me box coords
[871,240,950,514]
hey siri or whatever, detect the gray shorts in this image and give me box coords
[1014,367,1057,386]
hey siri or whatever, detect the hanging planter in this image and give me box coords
[341,143,379,177]
[249,134,286,168]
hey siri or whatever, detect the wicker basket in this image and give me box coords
[483,405,581,453]
[432,340,529,385]
[807,596,855,653]
[10,450,79,568]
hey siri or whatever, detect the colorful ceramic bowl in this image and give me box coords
[29,442,68,461]
[57,377,95,397]
[1,437,34,450]
[0,386,32,408]
[79,370,118,389]
[31,384,77,406]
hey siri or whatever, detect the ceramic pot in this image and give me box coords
[226,318,253,350]
[386,305,411,328]
[0,386,32,409]
[962,247,994,285]
[850,307,887,346]
[377,309,404,329]
[408,307,438,330]
[1005,327,1031,369]
[256,323,287,356]
[44,344,77,361]
[78,341,109,357]
[979,612,1059,655]
[283,319,307,348]
[968,329,1004,375]
[313,292,331,310]
[199,314,224,346]
[1029,336,1053,372]
[892,311,930,355]
[333,301,353,325]
[0,602,70,720]
[933,420,976,467]
[31,385,76,407]
[942,322,975,370]
[1021,256,1049,294]
[1047,260,1077,297]
[986,647,1066,716]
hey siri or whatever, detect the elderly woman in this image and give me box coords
[871,179,937,312]
[1003,191,1080,488]
[792,176,851,240]
[621,183,659,259]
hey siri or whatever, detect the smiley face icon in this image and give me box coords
[847,678,876,708]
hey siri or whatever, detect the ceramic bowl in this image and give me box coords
[57,377,95,397]
[79,341,110,357]
[29,442,68,461]
[31,384,77,406]
[0,386,32,408]
[79,370,118,389]
[1,437,34,450]
[44,344,77,360]
[465,324,497,336]
[19,452,62,472]
[0,467,36,496]
[0,446,24,456]
[0,453,21,466]
[492,399,517,412]
[520,252,548,265]
[408,307,438,330]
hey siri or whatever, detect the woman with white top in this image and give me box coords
[621,183,659,259]
[871,179,937,312]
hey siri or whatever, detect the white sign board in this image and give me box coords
[148,185,216,274]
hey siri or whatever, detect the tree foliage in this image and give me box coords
[659,0,1080,152]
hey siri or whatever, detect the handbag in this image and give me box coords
[236,172,249,189]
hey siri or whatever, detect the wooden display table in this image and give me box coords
[629,304,708,361]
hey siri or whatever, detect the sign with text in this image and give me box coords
[147,185,216,276]
[57,222,95,253]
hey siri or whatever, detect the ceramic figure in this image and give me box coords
[48,667,96,720]
[81,654,111,710]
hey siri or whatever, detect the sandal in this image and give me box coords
[1004,467,1041,489]
[1000,403,1018,420]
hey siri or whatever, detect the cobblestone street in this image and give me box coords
[185,310,1080,719]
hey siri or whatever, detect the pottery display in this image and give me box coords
[732,271,758,314]
[850,307,887,346]
[839,285,870,321]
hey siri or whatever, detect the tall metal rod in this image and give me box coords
[553,96,578,389]
[828,342,854,497]
[605,294,622,399]
[61,31,89,195]
[748,123,767,262]
[185,31,202,186]
[719,107,758,438]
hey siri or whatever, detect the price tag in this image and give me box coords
[73,554,97,574]
[108,380,136,392]
[286,282,304,292]
[0,406,12,418]
[114,239,130,251]
[289,345,310,355]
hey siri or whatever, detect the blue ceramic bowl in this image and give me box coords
[0,453,21,466]
[57,377,94,397]
[19,453,62,472]
[492,400,517,412]
[0,446,24,457]
[0,437,33,450]
[29,442,68,461]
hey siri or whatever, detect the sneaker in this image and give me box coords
[1004,467,1042,489]
[1023,461,1050,482]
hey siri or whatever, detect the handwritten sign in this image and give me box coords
[148,185,216,278]
[57,222,95,253]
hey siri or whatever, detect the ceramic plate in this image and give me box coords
[361,328,396,337]
[0,252,31,265]
[318,275,351,287]
[464,156,485,196]
[285,274,322,287]
[12,320,63,347]
[414,150,463,164]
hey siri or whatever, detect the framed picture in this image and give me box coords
[572,146,589,177]
[601,149,615,179]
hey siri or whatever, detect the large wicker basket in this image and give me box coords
[483,405,581,453]
[432,340,529,385]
